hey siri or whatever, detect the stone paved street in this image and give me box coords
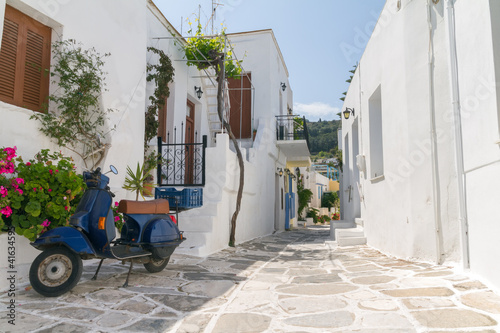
[1,226,500,332]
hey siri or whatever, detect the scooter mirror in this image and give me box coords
[109,165,118,175]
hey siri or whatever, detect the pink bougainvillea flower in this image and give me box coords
[15,178,24,185]
[16,188,23,195]
[55,170,59,173]
[64,206,69,211]
[0,206,12,218]
[33,188,37,192]
[0,186,7,198]
[3,147,17,161]
[41,219,51,227]
[26,162,31,166]
[49,169,53,175]
[48,189,52,192]
[115,201,119,207]
[114,216,120,222]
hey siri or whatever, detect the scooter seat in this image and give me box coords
[118,199,170,214]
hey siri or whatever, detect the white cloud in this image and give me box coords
[293,102,340,122]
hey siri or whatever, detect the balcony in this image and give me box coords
[276,115,311,167]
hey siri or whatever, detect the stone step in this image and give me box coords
[176,231,208,256]
[355,218,364,227]
[337,236,367,247]
[330,220,356,240]
[336,226,365,238]
[179,216,215,233]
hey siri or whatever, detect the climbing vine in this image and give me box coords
[145,47,175,172]
[31,40,114,170]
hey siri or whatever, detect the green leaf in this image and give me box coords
[25,200,42,217]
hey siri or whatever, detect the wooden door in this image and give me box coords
[185,100,195,184]
[228,73,252,139]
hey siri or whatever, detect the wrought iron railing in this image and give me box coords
[276,115,311,151]
[157,135,207,187]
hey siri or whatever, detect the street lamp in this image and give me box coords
[194,86,203,99]
[343,107,355,120]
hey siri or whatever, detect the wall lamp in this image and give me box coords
[343,107,355,120]
[277,167,283,177]
[280,82,287,91]
[194,86,203,99]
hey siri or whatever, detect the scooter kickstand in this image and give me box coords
[122,261,133,288]
[91,259,105,281]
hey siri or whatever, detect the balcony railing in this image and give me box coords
[157,135,207,187]
[276,115,311,151]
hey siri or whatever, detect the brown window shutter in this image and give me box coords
[0,18,18,103]
[0,5,51,112]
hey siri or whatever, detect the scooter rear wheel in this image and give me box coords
[29,246,83,297]
[143,256,170,273]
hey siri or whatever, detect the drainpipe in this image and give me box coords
[426,0,444,265]
[444,0,470,269]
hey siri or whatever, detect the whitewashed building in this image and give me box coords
[340,0,500,291]
[0,0,309,289]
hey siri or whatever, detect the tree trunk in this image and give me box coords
[214,53,244,247]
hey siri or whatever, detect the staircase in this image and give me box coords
[175,200,222,257]
[201,71,230,144]
[332,218,367,246]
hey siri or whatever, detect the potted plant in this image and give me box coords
[122,162,155,201]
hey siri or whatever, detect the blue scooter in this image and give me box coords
[29,166,184,297]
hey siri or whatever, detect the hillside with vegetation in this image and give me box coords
[307,119,340,156]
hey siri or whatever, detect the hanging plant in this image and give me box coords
[145,47,175,172]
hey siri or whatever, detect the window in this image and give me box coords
[228,73,252,139]
[0,5,51,112]
[368,85,384,179]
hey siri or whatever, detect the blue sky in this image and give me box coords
[155,0,387,121]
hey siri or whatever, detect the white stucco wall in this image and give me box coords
[341,0,500,291]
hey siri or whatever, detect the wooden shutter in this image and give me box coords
[0,17,18,103]
[228,73,252,139]
[0,5,51,111]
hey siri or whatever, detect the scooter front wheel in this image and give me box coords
[143,256,170,273]
[29,246,83,297]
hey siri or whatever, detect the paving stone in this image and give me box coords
[212,313,271,332]
[2,312,51,332]
[412,309,497,328]
[126,286,184,295]
[260,268,288,274]
[380,287,454,297]
[224,290,273,312]
[96,312,133,327]
[291,274,342,284]
[351,275,396,285]
[284,311,355,328]
[35,323,90,333]
[181,280,237,298]
[148,294,227,312]
[345,264,382,272]
[359,299,399,311]
[177,313,213,333]
[414,270,454,277]
[44,306,104,321]
[276,283,358,295]
[399,277,448,288]
[287,268,328,276]
[344,290,378,300]
[461,291,500,314]
[453,280,488,291]
[183,272,245,281]
[360,312,414,328]
[403,297,455,309]
[122,318,177,332]
[278,296,347,314]
[88,288,133,304]
[112,296,157,314]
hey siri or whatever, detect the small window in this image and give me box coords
[368,85,384,179]
[0,5,51,112]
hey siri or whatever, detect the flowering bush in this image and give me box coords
[332,212,340,220]
[0,147,85,241]
[112,201,124,231]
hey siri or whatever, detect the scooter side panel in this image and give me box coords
[31,227,96,255]
[142,216,181,244]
